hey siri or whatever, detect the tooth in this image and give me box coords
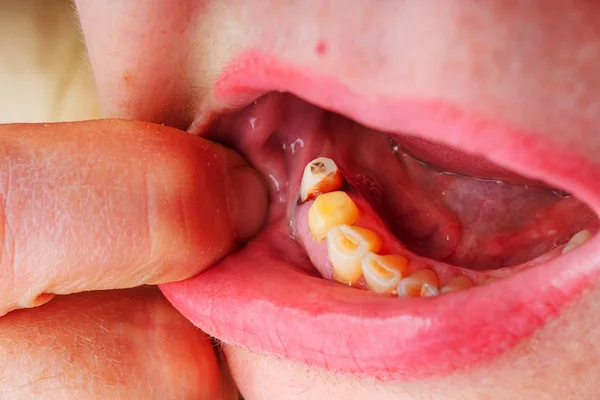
[420,284,440,297]
[397,269,439,298]
[300,157,343,203]
[562,229,593,254]
[484,277,498,285]
[440,275,474,294]
[327,225,382,284]
[361,253,408,294]
[308,191,360,241]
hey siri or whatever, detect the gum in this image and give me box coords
[293,189,591,290]
[296,190,485,288]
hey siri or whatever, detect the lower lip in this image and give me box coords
[164,50,600,379]
[161,224,600,379]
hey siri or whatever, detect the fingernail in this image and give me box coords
[227,166,269,242]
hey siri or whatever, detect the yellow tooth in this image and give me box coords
[300,157,343,203]
[420,284,440,297]
[327,225,382,284]
[440,275,474,294]
[308,191,360,241]
[361,253,408,294]
[397,269,439,298]
[562,229,593,254]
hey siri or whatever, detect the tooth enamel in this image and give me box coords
[397,269,439,298]
[440,275,474,294]
[562,229,593,254]
[420,283,440,297]
[327,225,382,284]
[361,253,407,294]
[300,157,343,203]
[308,191,360,241]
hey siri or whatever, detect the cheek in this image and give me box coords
[224,281,600,400]
[75,0,206,127]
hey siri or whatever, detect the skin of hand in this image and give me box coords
[71,0,600,399]
[0,120,267,399]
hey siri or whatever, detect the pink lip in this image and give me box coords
[161,51,600,379]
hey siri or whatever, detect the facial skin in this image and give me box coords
[33,0,600,398]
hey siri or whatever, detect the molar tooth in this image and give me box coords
[308,191,360,241]
[397,269,439,298]
[300,157,343,203]
[562,229,593,254]
[327,225,382,285]
[361,253,408,294]
[440,275,474,294]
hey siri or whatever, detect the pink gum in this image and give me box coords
[294,191,532,288]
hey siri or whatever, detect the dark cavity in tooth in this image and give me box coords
[311,162,326,174]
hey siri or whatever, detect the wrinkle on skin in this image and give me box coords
[0,287,230,399]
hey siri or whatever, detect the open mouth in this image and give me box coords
[160,54,600,380]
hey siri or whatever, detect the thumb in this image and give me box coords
[0,119,268,315]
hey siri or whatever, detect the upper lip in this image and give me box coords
[163,50,600,379]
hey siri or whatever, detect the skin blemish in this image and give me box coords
[315,40,327,56]
[122,72,134,88]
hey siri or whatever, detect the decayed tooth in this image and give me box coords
[308,191,360,240]
[562,229,593,254]
[361,253,408,294]
[327,225,382,284]
[300,157,343,203]
[397,269,439,298]
[440,275,474,294]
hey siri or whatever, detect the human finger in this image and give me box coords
[0,119,268,315]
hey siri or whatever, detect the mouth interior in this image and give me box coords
[206,92,598,273]
[347,135,596,270]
